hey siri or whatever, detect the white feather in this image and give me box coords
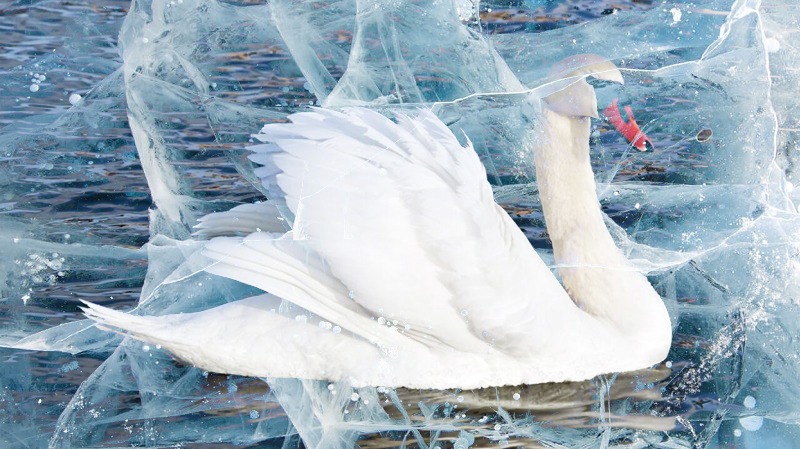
[84,56,671,388]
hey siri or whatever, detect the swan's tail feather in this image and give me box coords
[80,300,184,347]
[81,296,387,381]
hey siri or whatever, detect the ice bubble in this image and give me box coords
[454,437,469,449]
[332,326,341,333]
[635,203,641,209]
[29,84,39,92]
[328,384,335,390]
[319,321,332,330]
[350,392,359,401]
[39,75,46,82]
[666,361,673,368]
[739,416,763,431]
[513,393,521,400]
[743,395,757,409]
[68,93,82,105]
[249,410,259,419]
[378,317,386,325]
[295,315,308,323]
[457,395,464,402]
[734,429,742,437]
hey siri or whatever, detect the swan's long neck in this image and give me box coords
[532,106,669,339]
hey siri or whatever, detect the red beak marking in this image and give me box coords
[602,98,653,151]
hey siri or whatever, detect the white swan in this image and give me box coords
[83,55,671,389]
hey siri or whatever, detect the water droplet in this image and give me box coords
[764,37,780,53]
[696,128,713,142]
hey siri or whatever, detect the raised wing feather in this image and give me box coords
[243,107,581,354]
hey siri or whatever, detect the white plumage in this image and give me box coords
[84,55,671,389]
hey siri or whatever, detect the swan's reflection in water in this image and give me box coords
[140,363,676,448]
[359,366,675,449]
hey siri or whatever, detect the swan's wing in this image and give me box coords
[239,107,579,353]
[193,202,290,238]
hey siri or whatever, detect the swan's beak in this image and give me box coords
[602,98,653,151]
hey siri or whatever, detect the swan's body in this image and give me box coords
[84,55,671,389]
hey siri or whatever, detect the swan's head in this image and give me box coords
[543,54,652,151]
[542,54,622,120]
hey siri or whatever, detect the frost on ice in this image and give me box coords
[0,0,799,447]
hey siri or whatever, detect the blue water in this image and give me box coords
[1,0,799,448]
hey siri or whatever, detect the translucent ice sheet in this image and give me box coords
[1,0,799,448]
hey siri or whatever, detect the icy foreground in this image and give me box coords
[1,0,800,447]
